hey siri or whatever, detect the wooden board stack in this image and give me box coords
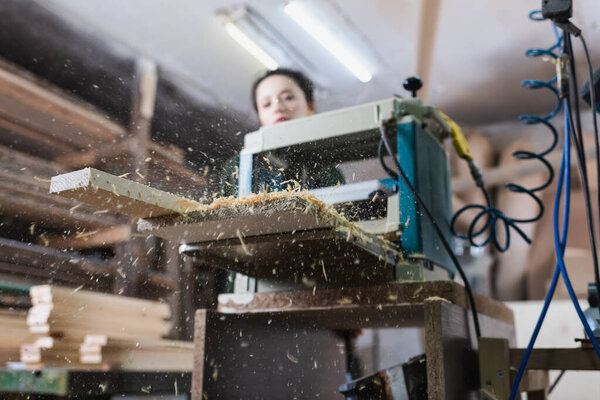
[21,285,193,371]
[0,310,32,365]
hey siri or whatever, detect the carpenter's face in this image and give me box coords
[255,74,314,126]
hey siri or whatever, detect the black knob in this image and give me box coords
[403,76,423,98]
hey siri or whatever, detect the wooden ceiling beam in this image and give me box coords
[416,0,442,102]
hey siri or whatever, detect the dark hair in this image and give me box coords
[251,68,314,112]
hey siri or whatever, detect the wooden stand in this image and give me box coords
[191,281,515,399]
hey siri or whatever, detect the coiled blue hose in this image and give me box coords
[450,10,561,252]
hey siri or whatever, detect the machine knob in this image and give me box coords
[403,76,423,98]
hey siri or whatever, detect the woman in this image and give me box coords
[221,68,344,196]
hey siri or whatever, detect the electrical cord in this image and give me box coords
[377,138,398,181]
[564,77,600,294]
[548,370,566,394]
[578,33,600,292]
[377,125,481,338]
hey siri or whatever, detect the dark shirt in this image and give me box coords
[220,154,345,197]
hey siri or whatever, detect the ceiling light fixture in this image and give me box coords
[284,1,372,83]
[224,21,279,70]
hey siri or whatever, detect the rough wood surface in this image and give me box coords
[0,237,176,293]
[41,225,132,249]
[0,145,125,229]
[192,309,346,400]
[27,285,172,341]
[424,301,515,400]
[50,168,202,218]
[218,281,514,325]
[193,294,514,399]
[510,347,600,370]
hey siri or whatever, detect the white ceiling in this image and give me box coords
[37,0,600,127]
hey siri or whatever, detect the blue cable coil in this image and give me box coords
[509,12,600,399]
[450,11,561,253]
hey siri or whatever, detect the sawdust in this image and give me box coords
[166,188,402,263]
[424,296,451,303]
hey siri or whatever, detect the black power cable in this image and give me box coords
[564,33,600,294]
[377,138,398,181]
[578,34,600,294]
[548,370,566,394]
[378,125,482,338]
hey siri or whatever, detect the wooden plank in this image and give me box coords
[415,0,442,102]
[0,62,126,149]
[424,301,515,400]
[217,281,514,325]
[27,285,172,342]
[478,337,511,399]
[0,237,116,277]
[0,145,125,229]
[50,168,202,218]
[518,370,549,396]
[0,238,175,294]
[30,285,171,319]
[0,114,76,157]
[510,348,600,370]
[79,337,193,371]
[40,225,131,249]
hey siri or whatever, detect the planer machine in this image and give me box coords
[50,98,458,294]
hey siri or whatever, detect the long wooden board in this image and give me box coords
[50,168,202,218]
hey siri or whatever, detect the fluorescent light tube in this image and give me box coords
[284,1,372,82]
[225,22,279,70]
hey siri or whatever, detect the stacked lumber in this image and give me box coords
[0,58,205,196]
[0,238,177,293]
[79,336,193,371]
[0,144,126,230]
[27,285,172,338]
[21,285,192,370]
[0,310,32,365]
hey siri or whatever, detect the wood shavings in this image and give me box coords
[371,192,379,202]
[39,233,49,247]
[118,173,130,178]
[144,157,152,162]
[33,176,51,183]
[29,223,36,236]
[286,353,299,363]
[135,169,145,179]
[236,229,253,256]
[116,268,126,279]
[412,286,424,298]
[72,284,85,293]
[424,296,451,303]
[165,189,402,264]
[69,204,81,214]
[321,259,328,281]
[75,230,98,239]
[337,298,352,305]
[92,209,109,215]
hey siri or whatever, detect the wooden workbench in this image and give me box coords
[191,281,515,399]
